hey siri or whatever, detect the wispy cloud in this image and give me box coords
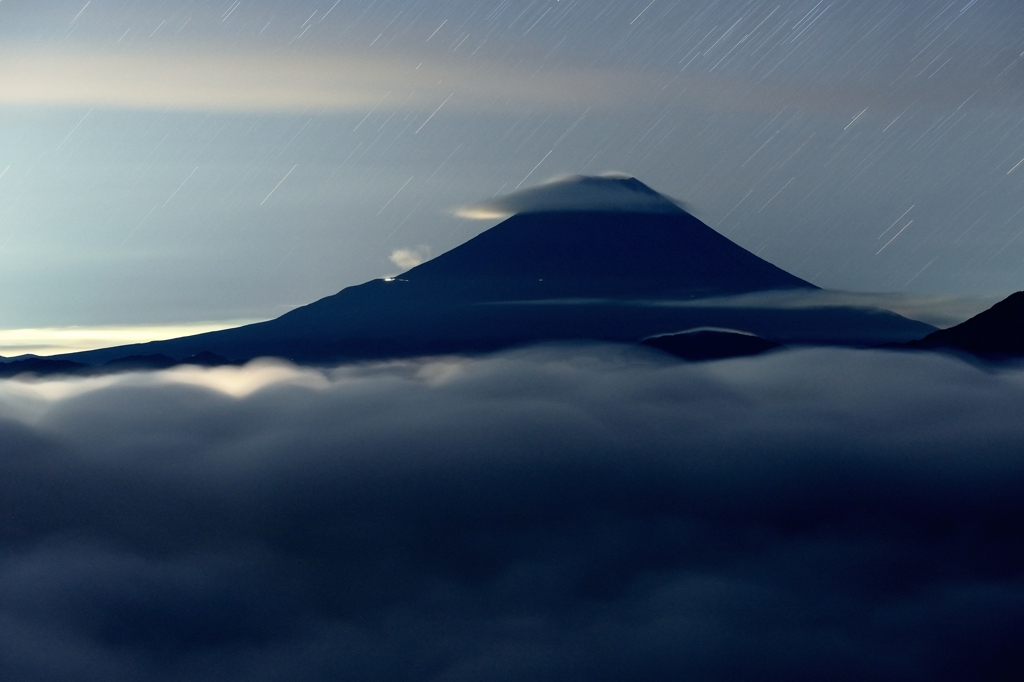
[0,48,649,113]
[389,245,430,270]
[653,289,1000,328]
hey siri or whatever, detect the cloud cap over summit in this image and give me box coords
[456,173,686,219]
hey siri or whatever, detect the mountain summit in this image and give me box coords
[456,173,687,219]
[58,176,933,366]
[396,208,815,301]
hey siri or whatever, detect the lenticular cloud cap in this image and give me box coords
[456,172,687,219]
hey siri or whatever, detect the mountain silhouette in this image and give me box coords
[52,177,934,367]
[395,209,812,299]
[902,291,1024,359]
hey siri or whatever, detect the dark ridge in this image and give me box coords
[904,291,1024,359]
[0,352,237,379]
[0,354,39,363]
[0,357,90,378]
[102,352,234,371]
[179,351,234,367]
[103,354,178,370]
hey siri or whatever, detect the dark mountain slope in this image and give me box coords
[56,203,933,366]
[396,210,815,300]
[642,329,783,361]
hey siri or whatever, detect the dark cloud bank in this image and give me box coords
[1,346,1023,681]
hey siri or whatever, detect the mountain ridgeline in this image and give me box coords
[54,178,935,366]
[902,291,1024,359]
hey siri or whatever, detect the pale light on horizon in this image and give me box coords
[0,320,260,358]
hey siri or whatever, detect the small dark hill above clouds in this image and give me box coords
[903,291,1024,359]
[0,357,88,377]
[642,328,783,361]
[53,176,934,368]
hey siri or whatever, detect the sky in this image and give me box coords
[1,0,1024,340]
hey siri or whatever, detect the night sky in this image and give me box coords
[2,0,1023,334]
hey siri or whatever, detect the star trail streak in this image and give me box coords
[0,0,1021,327]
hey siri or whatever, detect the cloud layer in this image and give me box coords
[1,347,1023,680]
[653,289,1002,328]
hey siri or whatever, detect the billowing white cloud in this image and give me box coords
[389,246,431,271]
[1,346,1023,679]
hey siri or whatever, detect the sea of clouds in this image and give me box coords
[1,345,1022,681]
